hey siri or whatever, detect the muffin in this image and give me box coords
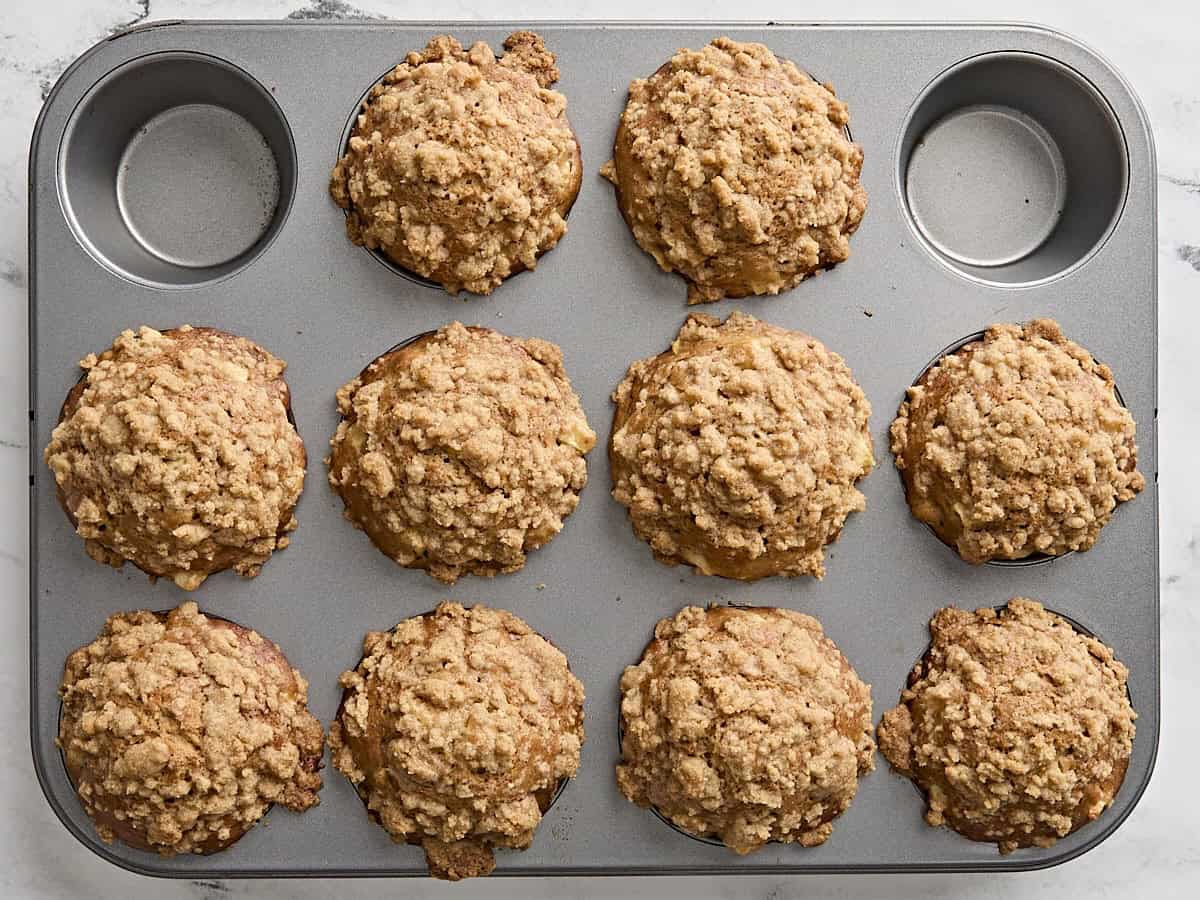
[58,602,324,855]
[43,325,305,591]
[610,311,873,580]
[601,36,867,304]
[327,322,595,583]
[891,319,1145,563]
[330,602,585,880]
[877,599,1136,853]
[617,605,874,853]
[330,32,582,295]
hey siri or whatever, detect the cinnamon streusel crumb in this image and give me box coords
[617,605,874,853]
[58,602,324,855]
[330,602,584,880]
[602,36,867,303]
[877,599,1136,853]
[610,311,873,580]
[43,325,305,590]
[891,319,1144,563]
[327,322,595,583]
[330,32,581,295]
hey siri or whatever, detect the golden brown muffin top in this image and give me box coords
[617,605,874,853]
[610,311,874,580]
[43,325,305,591]
[327,322,595,583]
[601,36,867,304]
[58,602,324,855]
[330,602,585,880]
[330,32,581,295]
[877,599,1136,853]
[890,319,1144,563]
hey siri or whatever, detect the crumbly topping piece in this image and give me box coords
[330,602,584,880]
[43,325,306,591]
[610,311,873,580]
[617,605,874,853]
[601,36,867,304]
[327,322,595,583]
[890,319,1144,563]
[330,32,581,295]
[58,602,324,855]
[877,599,1136,853]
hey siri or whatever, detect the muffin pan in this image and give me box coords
[29,21,1158,877]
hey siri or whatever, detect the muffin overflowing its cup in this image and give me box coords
[330,602,584,879]
[43,325,306,591]
[330,32,582,295]
[617,605,874,852]
[57,602,324,855]
[603,37,867,304]
[610,311,874,580]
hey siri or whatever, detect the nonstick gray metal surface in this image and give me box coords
[29,20,1158,878]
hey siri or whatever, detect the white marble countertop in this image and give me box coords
[3,1,1198,897]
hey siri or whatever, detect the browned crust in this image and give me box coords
[59,609,324,855]
[608,312,873,581]
[617,605,874,853]
[53,326,304,586]
[329,603,583,879]
[891,321,1143,562]
[327,324,593,582]
[605,45,867,304]
[332,32,583,295]
[876,600,1136,852]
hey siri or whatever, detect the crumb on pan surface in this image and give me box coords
[329,31,582,295]
[43,325,305,591]
[877,598,1136,853]
[327,321,595,583]
[330,601,585,880]
[601,36,867,304]
[610,311,874,580]
[57,601,324,855]
[617,605,874,854]
[890,319,1144,563]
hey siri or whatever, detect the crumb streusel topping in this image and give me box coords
[330,602,584,880]
[43,325,305,591]
[891,319,1144,563]
[877,598,1136,853]
[602,37,867,304]
[610,311,874,580]
[327,322,595,583]
[58,602,324,855]
[617,605,874,853]
[330,32,581,295]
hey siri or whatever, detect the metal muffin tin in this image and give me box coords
[28,20,1158,878]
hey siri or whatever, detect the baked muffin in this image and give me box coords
[610,311,873,580]
[617,605,874,853]
[327,322,595,583]
[58,602,324,855]
[330,602,585,880]
[891,319,1144,563]
[877,599,1136,853]
[43,325,305,591]
[330,32,582,295]
[601,36,866,304]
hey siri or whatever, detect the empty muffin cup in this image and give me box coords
[59,51,296,288]
[898,52,1127,285]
